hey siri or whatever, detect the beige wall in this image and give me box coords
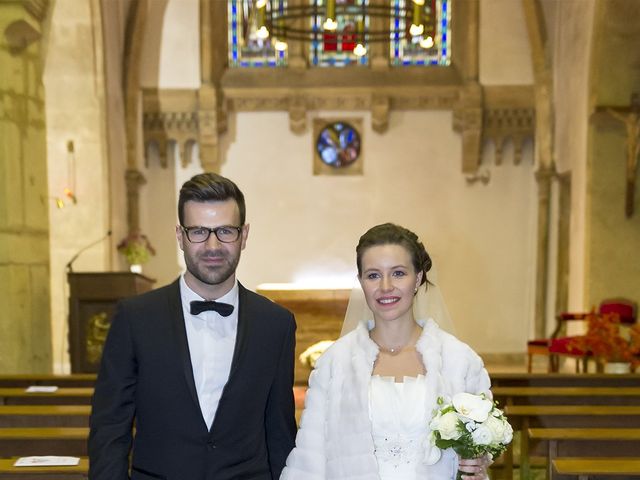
[140,0,199,89]
[589,131,640,303]
[479,0,533,85]
[44,0,112,373]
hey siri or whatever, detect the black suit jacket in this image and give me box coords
[88,280,297,480]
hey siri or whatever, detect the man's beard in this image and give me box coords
[184,249,240,287]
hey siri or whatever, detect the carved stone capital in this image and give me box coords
[371,96,390,133]
[3,0,48,54]
[125,168,146,232]
[534,162,557,201]
[288,96,307,134]
[453,83,483,173]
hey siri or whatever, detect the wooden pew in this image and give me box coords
[528,428,640,480]
[552,457,640,479]
[502,405,640,480]
[493,386,640,406]
[0,389,93,406]
[0,428,88,457]
[0,406,90,428]
[0,376,96,389]
[0,457,88,479]
[489,372,640,388]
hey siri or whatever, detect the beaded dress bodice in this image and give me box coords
[369,375,428,480]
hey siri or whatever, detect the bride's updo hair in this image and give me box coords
[356,223,432,286]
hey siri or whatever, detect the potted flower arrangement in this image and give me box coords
[298,340,335,369]
[568,312,640,373]
[117,231,156,273]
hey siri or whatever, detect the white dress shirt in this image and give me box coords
[180,276,239,429]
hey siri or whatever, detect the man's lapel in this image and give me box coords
[167,280,200,413]
[228,283,251,380]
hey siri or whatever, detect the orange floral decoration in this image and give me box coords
[568,312,640,366]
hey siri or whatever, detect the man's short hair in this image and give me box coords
[178,173,246,226]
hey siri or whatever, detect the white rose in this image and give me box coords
[431,411,462,440]
[471,424,492,445]
[452,392,493,423]
[502,420,514,444]
[484,415,507,443]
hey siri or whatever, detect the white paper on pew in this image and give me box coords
[24,385,59,393]
[14,456,80,467]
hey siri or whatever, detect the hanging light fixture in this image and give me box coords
[409,0,424,36]
[323,0,338,31]
[353,15,366,57]
[255,0,270,39]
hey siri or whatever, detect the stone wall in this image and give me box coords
[0,1,52,373]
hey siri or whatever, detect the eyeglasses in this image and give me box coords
[180,225,243,244]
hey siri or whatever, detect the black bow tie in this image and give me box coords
[190,300,234,317]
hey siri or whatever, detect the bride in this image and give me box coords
[281,223,492,480]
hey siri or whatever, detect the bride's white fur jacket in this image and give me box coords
[280,318,491,480]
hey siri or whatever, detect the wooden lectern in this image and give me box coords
[68,272,155,373]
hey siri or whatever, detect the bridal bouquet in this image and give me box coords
[430,392,513,479]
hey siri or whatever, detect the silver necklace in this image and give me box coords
[372,327,419,356]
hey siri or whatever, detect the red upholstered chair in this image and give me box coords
[526,313,589,373]
[526,298,638,373]
[598,298,637,325]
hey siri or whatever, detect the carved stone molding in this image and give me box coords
[142,89,199,168]
[143,83,536,174]
[482,85,535,167]
[484,108,535,164]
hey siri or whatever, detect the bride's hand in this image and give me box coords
[457,455,492,479]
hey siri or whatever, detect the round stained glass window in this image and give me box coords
[315,121,361,168]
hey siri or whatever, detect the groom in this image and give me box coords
[89,173,297,480]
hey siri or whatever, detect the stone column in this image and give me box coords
[198,0,227,172]
[0,0,52,373]
[534,163,556,338]
[523,0,555,338]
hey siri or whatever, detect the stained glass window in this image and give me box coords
[228,0,288,67]
[227,0,452,68]
[310,0,369,67]
[316,122,361,167]
[390,0,451,66]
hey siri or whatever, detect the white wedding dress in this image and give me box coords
[369,375,429,480]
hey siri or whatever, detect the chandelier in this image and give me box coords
[253,0,439,57]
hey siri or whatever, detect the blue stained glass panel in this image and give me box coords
[390,0,451,67]
[228,0,288,68]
